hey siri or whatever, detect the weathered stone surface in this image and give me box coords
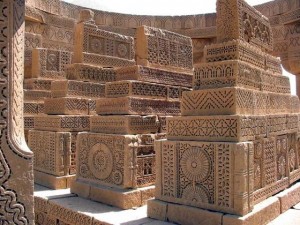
[96,97,180,115]
[74,22,135,67]
[116,65,193,87]
[44,97,89,115]
[28,130,75,176]
[76,132,156,189]
[34,170,75,190]
[167,115,267,142]
[34,115,90,132]
[31,48,72,79]
[51,80,105,98]
[268,209,300,225]
[136,26,193,73]
[223,197,280,225]
[106,80,189,100]
[90,115,159,134]
[155,140,254,216]
[275,182,300,213]
[66,63,116,83]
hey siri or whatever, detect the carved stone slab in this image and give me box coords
[90,115,159,134]
[28,130,73,177]
[193,60,261,91]
[44,97,89,115]
[31,48,72,79]
[217,0,273,52]
[167,115,269,142]
[204,40,281,73]
[158,116,172,133]
[136,26,193,73]
[51,80,105,98]
[24,90,52,101]
[181,87,255,116]
[116,65,193,87]
[24,116,35,130]
[76,132,155,189]
[34,115,90,132]
[96,97,181,115]
[105,80,189,100]
[66,63,116,83]
[24,102,45,115]
[74,22,135,67]
[24,78,52,90]
[155,140,254,216]
[25,32,42,78]
[260,71,290,94]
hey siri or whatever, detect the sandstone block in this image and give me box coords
[76,132,156,189]
[24,90,51,101]
[31,48,72,79]
[155,140,254,216]
[44,97,89,115]
[66,63,116,83]
[96,97,180,115]
[147,199,168,221]
[28,130,74,176]
[276,182,300,213]
[222,197,280,225]
[290,96,300,113]
[181,87,254,116]
[24,116,35,129]
[116,65,193,87]
[158,116,171,133]
[216,0,273,52]
[24,101,45,115]
[34,115,90,132]
[34,171,75,190]
[167,115,267,142]
[24,79,52,90]
[193,60,261,91]
[51,80,105,98]
[90,115,159,134]
[74,22,135,66]
[136,26,193,73]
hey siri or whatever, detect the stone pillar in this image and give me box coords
[0,0,34,224]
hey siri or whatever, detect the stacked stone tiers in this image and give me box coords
[148,0,300,224]
[71,24,193,209]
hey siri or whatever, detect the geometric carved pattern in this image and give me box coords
[77,133,155,188]
[96,97,181,115]
[116,65,193,88]
[181,87,254,116]
[136,26,193,73]
[156,140,253,216]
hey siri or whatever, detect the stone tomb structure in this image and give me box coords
[71,20,194,209]
[148,0,300,225]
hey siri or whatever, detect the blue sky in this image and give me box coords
[63,0,296,94]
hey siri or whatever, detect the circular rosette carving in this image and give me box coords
[47,54,57,66]
[88,143,113,180]
[117,43,128,57]
[79,164,89,178]
[90,38,102,53]
[181,147,211,182]
[182,185,209,203]
[112,171,123,185]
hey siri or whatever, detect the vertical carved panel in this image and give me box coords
[0,0,34,224]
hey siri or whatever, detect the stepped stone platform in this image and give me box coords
[34,183,300,225]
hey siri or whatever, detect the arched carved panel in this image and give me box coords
[0,0,34,224]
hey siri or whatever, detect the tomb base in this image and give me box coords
[34,170,76,190]
[148,196,280,225]
[71,178,155,209]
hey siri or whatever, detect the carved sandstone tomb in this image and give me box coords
[70,24,194,209]
[148,0,300,225]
